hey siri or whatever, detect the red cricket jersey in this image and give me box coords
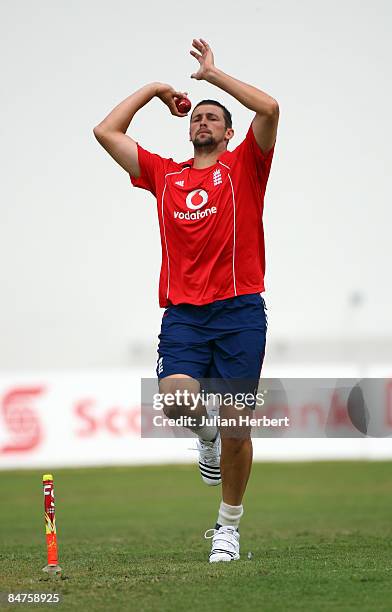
[130,124,274,307]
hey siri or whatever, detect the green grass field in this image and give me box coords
[0,461,391,611]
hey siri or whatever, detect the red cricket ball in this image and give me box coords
[176,97,192,114]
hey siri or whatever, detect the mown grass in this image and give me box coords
[0,462,391,611]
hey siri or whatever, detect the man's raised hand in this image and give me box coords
[190,38,215,80]
[155,83,189,117]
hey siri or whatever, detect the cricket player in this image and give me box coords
[94,38,279,562]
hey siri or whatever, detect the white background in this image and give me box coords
[1,0,391,370]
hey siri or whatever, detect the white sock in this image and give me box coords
[195,424,218,442]
[217,501,244,529]
[195,398,218,441]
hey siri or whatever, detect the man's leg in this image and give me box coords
[205,406,254,562]
[206,296,267,561]
[158,374,217,442]
[218,405,253,519]
[158,374,222,485]
[157,301,224,484]
[220,433,253,505]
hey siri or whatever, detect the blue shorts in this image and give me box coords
[156,293,267,397]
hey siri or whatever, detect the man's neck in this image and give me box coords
[192,143,227,169]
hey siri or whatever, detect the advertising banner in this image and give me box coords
[1,370,391,469]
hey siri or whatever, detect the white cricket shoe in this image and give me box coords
[197,434,221,486]
[205,525,240,562]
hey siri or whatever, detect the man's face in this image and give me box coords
[189,104,233,149]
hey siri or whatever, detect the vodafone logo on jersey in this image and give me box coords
[174,189,217,221]
[186,189,208,210]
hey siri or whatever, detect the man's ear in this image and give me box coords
[225,128,234,144]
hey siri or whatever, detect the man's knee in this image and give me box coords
[158,375,200,418]
[162,402,178,419]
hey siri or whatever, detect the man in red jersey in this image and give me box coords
[94,38,279,562]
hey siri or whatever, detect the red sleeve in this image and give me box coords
[129,143,165,197]
[233,125,275,190]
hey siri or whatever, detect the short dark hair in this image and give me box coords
[192,99,232,129]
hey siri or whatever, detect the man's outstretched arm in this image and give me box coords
[93,83,189,176]
[190,38,279,153]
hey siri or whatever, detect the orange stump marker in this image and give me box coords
[42,474,62,575]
